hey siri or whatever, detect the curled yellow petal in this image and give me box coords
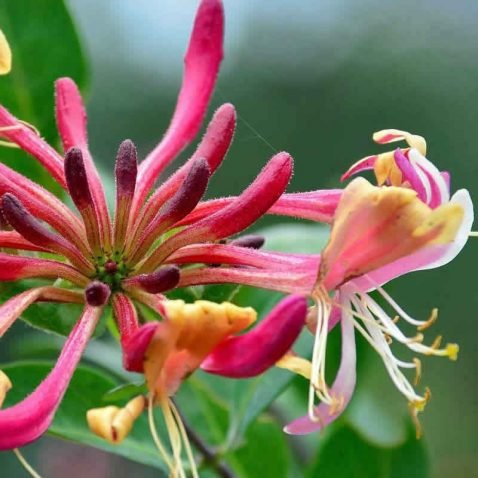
[86,395,146,444]
[0,29,12,75]
[0,370,12,407]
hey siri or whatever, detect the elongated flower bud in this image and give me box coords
[1,193,93,274]
[127,159,210,264]
[65,147,102,254]
[85,281,111,307]
[123,266,180,294]
[230,234,265,249]
[114,140,138,249]
[201,294,307,377]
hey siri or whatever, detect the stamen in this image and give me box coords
[147,394,174,471]
[468,231,478,237]
[413,358,422,386]
[13,449,42,478]
[169,399,200,478]
[418,308,438,331]
[409,387,431,439]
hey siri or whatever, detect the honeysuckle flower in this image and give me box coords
[177,131,473,436]
[0,0,306,455]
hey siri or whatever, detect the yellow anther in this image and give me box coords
[87,395,146,444]
[445,343,459,361]
[392,315,400,324]
[408,333,424,344]
[418,308,438,332]
[384,334,393,345]
[409,387,431,439]
[0,370,12,408]
[413,358,422,386]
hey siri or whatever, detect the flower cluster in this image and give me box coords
[0,0,473,476]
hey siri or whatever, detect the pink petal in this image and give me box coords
[1,194,94,275]
[0,162,89,254]
[350,189,473,292]
[167,243,318,271]
[138,152,293,273]
[0,231,49,252]
[0,305,102,449]
[130,103,236,242]
[127,158,210,265]
[285,313,356,435]
[201,294,307,377]
[132,0,224,216]
[0,287,83,338]
[55,78,112,251]
[176,189,341,227]
[0,253,89,286]
[340,155,378,182]
[393,149,427,203]
[178,266,316,295]
[0,106,66,187]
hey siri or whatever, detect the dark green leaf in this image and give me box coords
[0,0,88,193]
[306,423,429,478]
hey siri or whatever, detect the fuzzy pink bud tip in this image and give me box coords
[85,281,111,307]
[64,147,93,210]
[230,234,265,250]
[115,139,138,199]
[133,266,180,294]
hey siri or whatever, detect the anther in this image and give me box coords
[85,281,111,307]
[413,358,422,386]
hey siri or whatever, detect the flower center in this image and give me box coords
[95,253,132,292]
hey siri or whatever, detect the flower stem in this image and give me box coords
[171,399,236,478]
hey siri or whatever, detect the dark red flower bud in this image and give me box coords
[64,147,93,211]
[230,234,265,250]
[115,140,137,200]
[124,266,180,294]
[85,281,111,307]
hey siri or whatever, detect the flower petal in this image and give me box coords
[0,253,89,286]
[0,305,102,449]
[0,106,65,186]
[0,287,83,338]
[56,78,112,251]
[285,313,356,435]
[201,295,307,377]
[133,0,224,213]
[130,103,236,240]
[138,152,293,273]
[350,188,473,291]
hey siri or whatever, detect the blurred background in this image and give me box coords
[1,0,478,476]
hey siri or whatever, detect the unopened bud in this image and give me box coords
[87,395,146,444]
[85,281,111,307]
[0,370,12,408]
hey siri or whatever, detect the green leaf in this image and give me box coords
[306,423,429,478]
[223,223,329,445]
[228,415,292,478]
[0,0,88,193]
[1,361,167,472]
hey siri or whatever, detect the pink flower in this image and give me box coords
[179,130,473,436]
[0,0,304,451]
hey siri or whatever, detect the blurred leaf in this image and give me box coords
[102,382,148,403]
[306,423,429,478]
[228,415,292,478]
[223,223,328,446]
[1,361,166,472]
[0,0,88,193]
[0,279,109,337]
